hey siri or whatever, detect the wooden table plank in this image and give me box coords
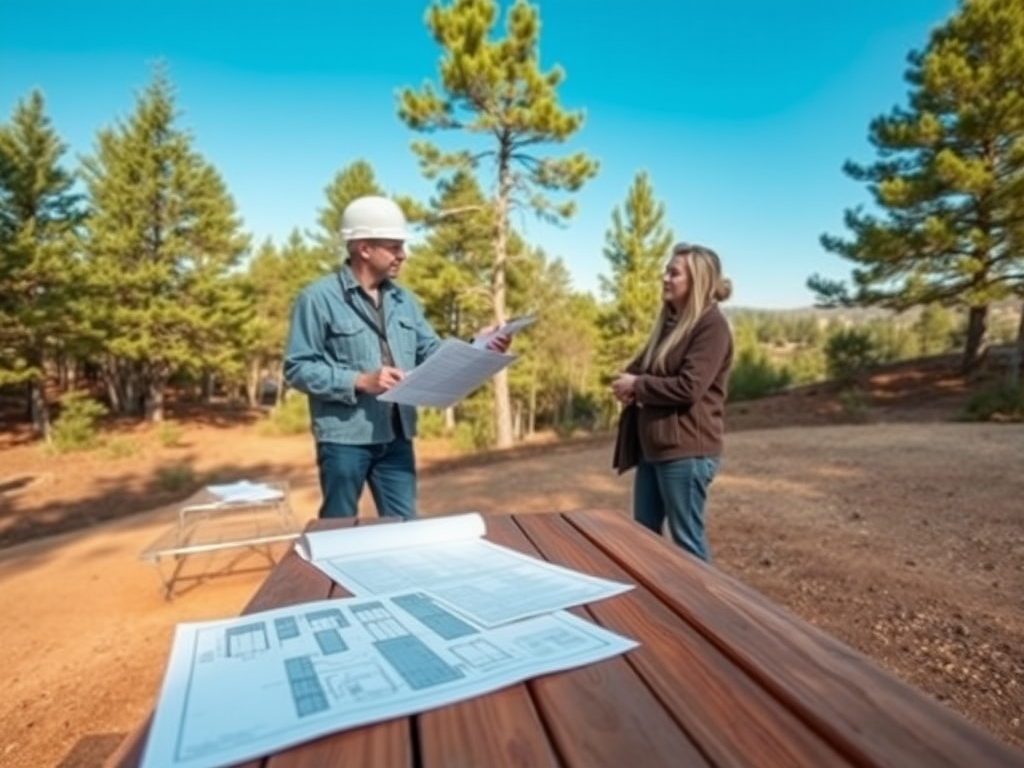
[517,511,852,768]
[483,514,712,768]
[564,509,1024,768]
[262,518,413,768]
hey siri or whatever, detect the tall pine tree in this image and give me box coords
[600,171,674,370]
[812,0,1024,374]
[398,0,598,448]
[78,70,249,421]
[0,90,83,437]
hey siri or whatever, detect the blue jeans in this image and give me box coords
[633,456,720,561]
[315,439,417,519]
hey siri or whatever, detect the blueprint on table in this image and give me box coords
[141,592,637,768]
[294,512,634,627]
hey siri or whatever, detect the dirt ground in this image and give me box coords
[1,363,1022,767]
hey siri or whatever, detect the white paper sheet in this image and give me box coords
[186,481,285,509]
[377,337,516,408]
[141,593,638,768]
[471,314,537,349]
[295,513,634,627]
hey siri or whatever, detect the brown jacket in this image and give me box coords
[613,305,733,473]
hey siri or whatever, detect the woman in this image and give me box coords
[611,243,734,561]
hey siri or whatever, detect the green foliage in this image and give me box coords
[155,463,195,492]
[728,349,791,402]
[49,391,107,453]
[259,392,310,436]
[912,303,958,355]
[0,90,83,436]
[314,160,384,263]
[415,408,448,440]
[403,171,495,338]
[102,436,141,459]
[960,384,1024,421]
[157,421,183,448]
[785,347,828,385]
[599,171,674,370]
[399,0,598,447]
[814,0,1024,372]
[452,389,496,450]
[825,329,879,383]
[77,67,251,421]
[837,387,871,422]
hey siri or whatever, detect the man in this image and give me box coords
[284,195,507,519]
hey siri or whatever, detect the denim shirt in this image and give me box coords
[283,265,442,445]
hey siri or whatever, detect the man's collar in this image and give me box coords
[338,263,401,300]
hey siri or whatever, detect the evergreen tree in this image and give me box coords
[78,70,249,421]
[599,171,674,369]
[0,90,83,437]
[524,257,600,433]
[247,229,325,403]
[403,171,494,339]
[812,0,1024,374]
[398,0,598,448]
[314,160,384,265]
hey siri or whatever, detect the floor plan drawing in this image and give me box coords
[141,590,637,768]
[295,512,634,627]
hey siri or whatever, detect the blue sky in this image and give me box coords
[1,0,959,308]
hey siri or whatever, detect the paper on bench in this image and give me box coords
[141,594,637,768]
[295,512,633,627]
[203,480,284,504]
[295,511,484,561]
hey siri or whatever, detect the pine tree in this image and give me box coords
[402,171,494,338]
[314,160,384,265]
[0,90,83,437]
[398,0,598,448]
[599,171,674,370]
[78,70,249,421]
[813,0,1024,374]
[247,229,326,403]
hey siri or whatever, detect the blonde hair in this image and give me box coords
[640,243,732,373]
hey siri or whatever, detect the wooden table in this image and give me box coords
[106,510,1023,768]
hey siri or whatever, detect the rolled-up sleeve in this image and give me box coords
[283,290,358,405]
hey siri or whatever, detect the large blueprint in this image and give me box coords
[141,593,636,768]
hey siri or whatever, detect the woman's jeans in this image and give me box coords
[633,456,720,561]
[315,439,417,519]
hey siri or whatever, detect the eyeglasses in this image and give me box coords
[370,239,405,255]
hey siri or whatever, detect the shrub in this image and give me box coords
[102,437,141,459]
[155,463,195,492]
[728,349,791,402]
[157,421,184,448]
[837,387,871,422]
[260,392,310,436]
[49,391,107,453]
[825,329,878,384]
[960,385,1024,422]
[416,408,448,439]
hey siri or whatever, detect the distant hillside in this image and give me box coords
[726,299,1021,331]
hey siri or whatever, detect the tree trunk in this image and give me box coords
[1008,300,1024,387]
[29,378,50,441]
[492,154,514,448]
[146,375,166,423]
[960,305,988,375]
[246,358,260,407]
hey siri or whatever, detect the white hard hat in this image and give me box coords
[340,195,408,241]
